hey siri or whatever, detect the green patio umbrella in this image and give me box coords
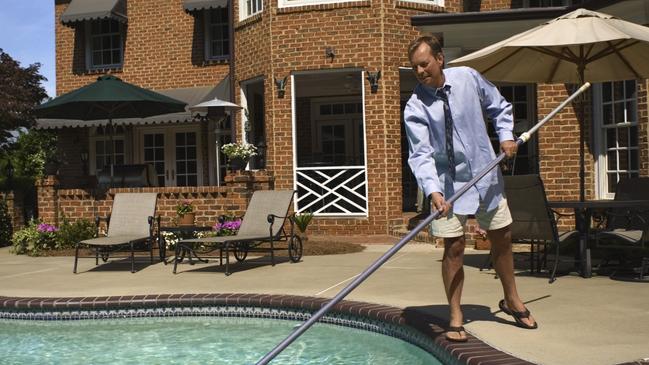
[35,75,187,180]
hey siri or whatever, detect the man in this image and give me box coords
[404,35,537,342]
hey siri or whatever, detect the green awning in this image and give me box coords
[36,77,230,129]
[60,0,127,25]
[183,0,228,12]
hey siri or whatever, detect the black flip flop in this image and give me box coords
[498,299,538,329]
[445,326,469,342]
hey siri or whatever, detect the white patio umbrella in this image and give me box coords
[449,8,649,200]
[189,97,243,186]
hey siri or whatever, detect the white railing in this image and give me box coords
[295,165,368,216]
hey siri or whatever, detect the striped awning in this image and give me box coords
[60,0,128,25]
[36,77,230,130]
[183,0,228,12]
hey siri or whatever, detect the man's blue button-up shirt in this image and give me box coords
[404,66,514,215]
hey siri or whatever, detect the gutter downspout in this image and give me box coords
[229,0,236,143]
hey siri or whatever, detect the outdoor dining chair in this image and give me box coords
[173,190,302,276]
[489,175,579,283]
[73,192,158,273]
[595,177,649,281]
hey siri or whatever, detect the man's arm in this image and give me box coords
[404,102,451,216]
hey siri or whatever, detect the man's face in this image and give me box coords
[410,43,445,88]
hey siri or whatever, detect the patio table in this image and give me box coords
[158,225,213,264]
[547,200,649,278]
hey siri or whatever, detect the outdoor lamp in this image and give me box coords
[80,151,89,175]
[366,71,381,93]
[275,76,287,98]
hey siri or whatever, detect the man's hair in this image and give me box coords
[408,35,443,60]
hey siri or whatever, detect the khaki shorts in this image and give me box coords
[430,198,512,238]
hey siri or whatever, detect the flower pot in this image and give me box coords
[229,157,250,171]
[178,212,196,226]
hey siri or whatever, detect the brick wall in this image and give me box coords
[231,0,449,234]
[38,171,274,228]
[0,191,25,230]
[55,0,229,95]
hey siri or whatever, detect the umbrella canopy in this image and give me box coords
[35,75,187,120]
[189,97,242,114]
[449,8,649,84]
[449,8,649,201]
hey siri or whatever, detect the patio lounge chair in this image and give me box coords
[73,192,158,273]
[595,177,649,281]
[492,175,578,283]
[174,190,302,276]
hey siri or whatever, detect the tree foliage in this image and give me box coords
[0,48,48,150]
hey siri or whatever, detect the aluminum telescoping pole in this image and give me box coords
[256,82,591,365]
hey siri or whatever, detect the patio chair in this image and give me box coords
[483,175,578,283]
[73,192,158,273]
[595,177,649,281]
[174,190,302,276]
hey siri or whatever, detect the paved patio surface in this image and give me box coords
[1,241,648,365]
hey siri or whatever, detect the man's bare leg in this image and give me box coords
[488,225,536,327]
[442,235,467,340]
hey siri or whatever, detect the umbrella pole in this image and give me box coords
[255,82,592,365]
[578,64,586,202]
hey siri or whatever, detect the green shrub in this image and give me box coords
[11,221,57,256]
[294,212,314,233]
[0,199,12,247]
[56,218,95,249]
[10,219,95,256]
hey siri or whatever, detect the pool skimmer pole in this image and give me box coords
[256,82,591,365]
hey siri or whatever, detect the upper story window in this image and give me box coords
[86,19,124,70]
[512,0,582,7]
[241,0,262,17]
[205,8,229,60]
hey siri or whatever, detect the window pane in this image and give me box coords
[602,104,612,125]
[606,129,616,148]
[607,151,617,170]
[607,173,617,194]
[625,80,636,99]
[602,82,612,102]
[630,150,638,170]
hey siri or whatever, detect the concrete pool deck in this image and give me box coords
[0,241,647,365]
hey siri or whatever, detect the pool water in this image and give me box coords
[0,316,442,364]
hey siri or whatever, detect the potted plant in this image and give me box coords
[293,212,314,241]
[175,199,196,226]
[221,142,258,171]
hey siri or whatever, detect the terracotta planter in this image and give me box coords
[178,212,196,226]
[475,237,491,250]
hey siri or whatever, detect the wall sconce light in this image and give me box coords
[366,70,381,93]
[325,47,336,61]
[275,76,288,98]
[80,151,89,175]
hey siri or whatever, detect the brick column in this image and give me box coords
[4,191,25,230]
[224,170,275,210]
[36,175,60,225]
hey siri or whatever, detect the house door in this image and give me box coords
[138,126,202,187]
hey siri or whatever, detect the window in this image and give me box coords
[205,8,229,60]
[86,19,124,69]
[241,0,262,18]
[595,81,639,196]
[512,0,582,7]
[487,85,538,175]
[90,126,126,175]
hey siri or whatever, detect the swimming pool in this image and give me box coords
[0,316,441,364]
[0,294,524,365]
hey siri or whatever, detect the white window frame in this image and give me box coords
[519,0,577,7]
[239,0,262,20]
[392,0,444,7]
[88,126,128,175]
[85,19,124,70]
[134,125,204,187]
[593,81,640,199]
[204,7,229,61]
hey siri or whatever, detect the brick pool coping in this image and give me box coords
[0,293,537,365]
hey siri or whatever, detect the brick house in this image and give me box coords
[35,0,648,238]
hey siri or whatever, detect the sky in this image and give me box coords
[0,0,56,97]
